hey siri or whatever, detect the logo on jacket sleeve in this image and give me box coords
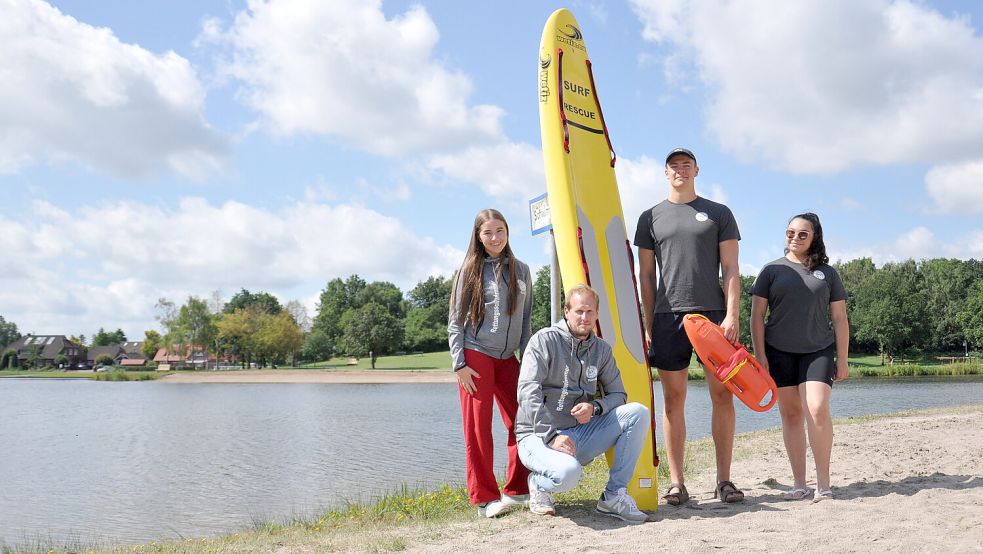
[812,270,826,280]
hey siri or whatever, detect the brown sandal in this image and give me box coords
[662,483,689,506]
[715,480,745,503]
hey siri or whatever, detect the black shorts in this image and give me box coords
[648,310,725,371]
[765,343,836,387]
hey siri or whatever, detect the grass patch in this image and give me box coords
[0,370,94,379]
[0,369,159,381]
[93,369,158,381]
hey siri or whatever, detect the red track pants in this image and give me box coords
[459,348,530,504]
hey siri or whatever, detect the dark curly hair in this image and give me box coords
[785,212,829,270]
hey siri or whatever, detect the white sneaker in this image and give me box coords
[480,493,529,518]
[527,475,555,516]
[813,489,833,503]
[596,488,648,524]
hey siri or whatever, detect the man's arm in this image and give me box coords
[638,247,657,344]
[517,335,558,444]
[719,239,741,343]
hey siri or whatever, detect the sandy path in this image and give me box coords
[403,408,983,553]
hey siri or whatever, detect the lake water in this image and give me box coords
[1,376,980,547]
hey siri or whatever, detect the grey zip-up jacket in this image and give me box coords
[447,256,533,370]
[515,319,627,444]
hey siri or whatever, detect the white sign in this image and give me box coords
[529,193,552,235]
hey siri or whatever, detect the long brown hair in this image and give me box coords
[450,209,519,327]
[786,212,829,270]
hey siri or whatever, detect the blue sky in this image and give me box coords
[2,0,982,341]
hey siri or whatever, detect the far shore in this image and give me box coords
[158,369,457,384]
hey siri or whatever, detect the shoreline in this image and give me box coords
[65,405,981,553]
[158,369,457,384]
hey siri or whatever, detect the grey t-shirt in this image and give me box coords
[751,257,847,353]
[634,197,741,313]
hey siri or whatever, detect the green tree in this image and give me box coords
[94,354,114,367]
[142,330,163,360]
[0,316,19,349]
[340,302,404,369]
[738,274,755,347]
[403,276,452,352]
[358,281,405,319]
[407,276,451,309]
[1,348,17,369]
[921,258,981,351]
[835,257,877,353]
[300,328,334,363]
[255,311,305,367]
[23,344,41,370]
[403,306,447,352]
[531,265,553,332]
[92,328,126,347]
[957,280,983,351]
[852,260,929,363]
[176,296,218,355]
[312,275,367,346]
[224,289,283,315]
[217,308,259,368]
[155,297,179,345]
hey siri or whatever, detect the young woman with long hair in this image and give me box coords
[448,208,533,517]
[750,212,850,502]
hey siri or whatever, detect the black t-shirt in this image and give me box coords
[751,257,847,353]
[634,197,740,312]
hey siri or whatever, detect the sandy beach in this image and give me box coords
[158,369,456,384]
[398,407,983,553]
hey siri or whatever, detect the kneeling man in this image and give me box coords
[516,284,649,524]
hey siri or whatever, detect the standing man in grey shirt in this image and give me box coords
[633,148,744,505]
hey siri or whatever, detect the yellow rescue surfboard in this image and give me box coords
[538,8,660,510]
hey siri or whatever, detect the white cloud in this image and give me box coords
[0,0,229,179]
[0,198,462,338]
[217,0,503,156]
[925,161,983,214]
[427,142,545,205]
[615,155,663,241]
[629,0,983,173]
[705,184,727,205]
[841,197,864,210]
[834,225,983,265]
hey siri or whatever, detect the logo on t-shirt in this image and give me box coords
[812,270,826,280]
[694,212,709,222]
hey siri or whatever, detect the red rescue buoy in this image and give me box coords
[682,314,778,412]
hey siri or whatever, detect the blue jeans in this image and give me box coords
[518,402,649,496]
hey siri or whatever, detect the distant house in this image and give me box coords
[5,335,85,369]
[88,344,124,365]
[120,341,147,366]
[87,342,147,367]
[153,345,218,369]
[121,341,144,357]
